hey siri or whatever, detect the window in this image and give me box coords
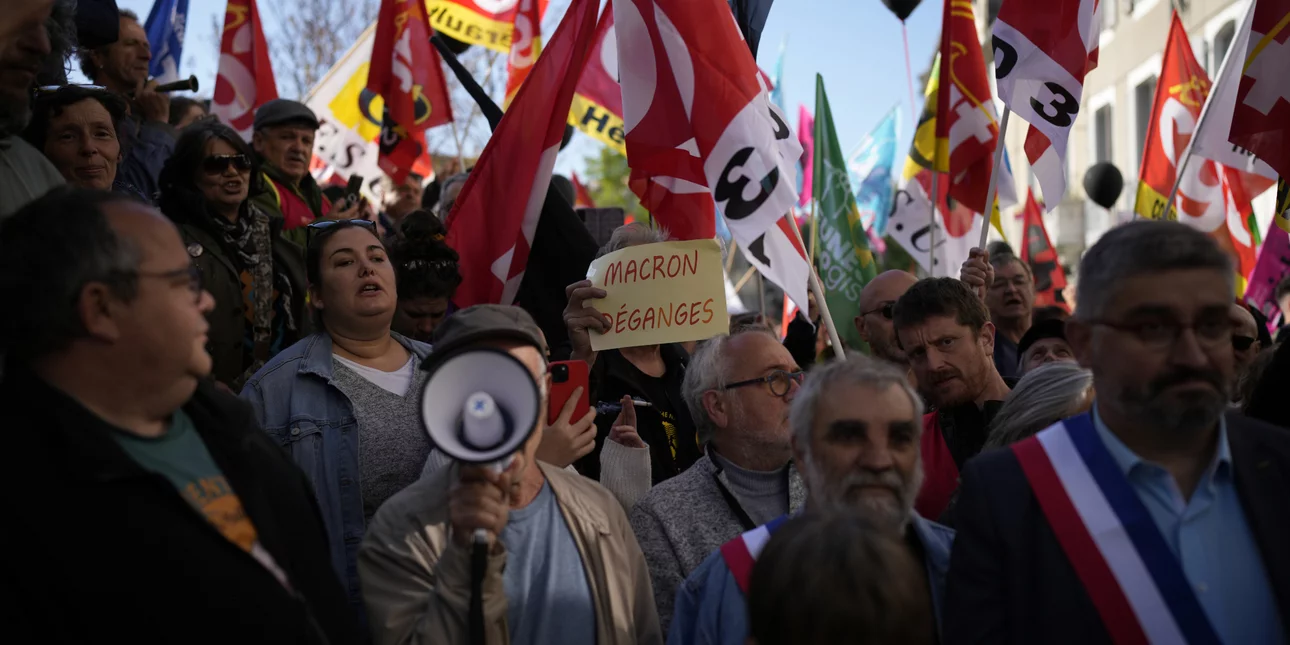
[1103,0,1118,30]
[1134,76,1157,172]
[1214,21,1237,71]
[1094,105,1114,164]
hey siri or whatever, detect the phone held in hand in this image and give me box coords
[548,360,590,426]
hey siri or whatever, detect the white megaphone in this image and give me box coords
[420,348,541,542]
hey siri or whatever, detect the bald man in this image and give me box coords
[855,271,919,366]
[1231,303,1262,403]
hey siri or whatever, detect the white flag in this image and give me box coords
[887,179,982,277]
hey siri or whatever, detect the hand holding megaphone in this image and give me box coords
[449,462,514,548]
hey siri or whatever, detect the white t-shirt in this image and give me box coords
[332,353,416,396]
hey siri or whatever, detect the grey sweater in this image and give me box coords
[628,452,806,633]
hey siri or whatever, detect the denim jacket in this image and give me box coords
[666,513,954,645]
[240,331,432,609]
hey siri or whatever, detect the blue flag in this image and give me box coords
[144,0,189,84]
[848,108,900,238]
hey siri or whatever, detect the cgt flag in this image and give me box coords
[446,0,601,306]
[568,6,626,154]
[143,0,189,84]
[991,0,1100,209]
[1018,190,1069,311]
[211,0,278,139]
[1230,0,1290,182]
[814,75,878,351]
[427,0,527,54]
[503,0,548,107]
[367,0,454,183]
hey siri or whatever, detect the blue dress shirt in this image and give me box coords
[1092,407,1285,644]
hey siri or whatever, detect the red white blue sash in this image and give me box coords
[720,515,789,594]
[1012,413,1222,645]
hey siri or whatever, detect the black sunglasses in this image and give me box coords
[201,154,252,175]
[306,218,379,245]
[861,302,895,320]
[1233,335,1257,351]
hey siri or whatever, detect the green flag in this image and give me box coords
[813,74,877,352]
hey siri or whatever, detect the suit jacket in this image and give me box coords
[942,412,1290,645]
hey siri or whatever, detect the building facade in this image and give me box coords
[972,0,1272,272]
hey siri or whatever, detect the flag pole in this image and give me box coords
[808,201,818,265]
[782,211,846,361]
[757,272,767,318]
[725,238,738,273]
[978,106,1012,249]
[732,265,757,292]
[928,172,939,276]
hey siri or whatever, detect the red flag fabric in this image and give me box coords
[504,0,547,107]
[616,0,802,252]
[367,0,454,183]
[211,0,278,139]
[992,0,1101,208]
[571,172,596,208]
[797,105,814,208]
[445,0,601,307]
[1018,190,1070,311]
[568,6,626,154]
[1230,0,1290,180]
[934,0,1004,214]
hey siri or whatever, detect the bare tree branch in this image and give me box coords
[264,0,379,100]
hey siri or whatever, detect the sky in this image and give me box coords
[96,0,944,175]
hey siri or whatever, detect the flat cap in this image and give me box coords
[253,99,320,131]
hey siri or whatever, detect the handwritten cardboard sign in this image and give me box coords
[586,239,729,351]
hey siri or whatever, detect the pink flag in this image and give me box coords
[798,105,814,207]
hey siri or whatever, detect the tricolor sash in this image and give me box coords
[1012,413,1222,645]
[720,515,789,594]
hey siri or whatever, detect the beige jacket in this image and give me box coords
[358,461,663,645]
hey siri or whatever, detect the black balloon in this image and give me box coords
[439,33,472,54]
[881,0,923,21]
[1083,162,1124,210]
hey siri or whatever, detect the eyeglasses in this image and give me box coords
[1233,335,1257,351]
[1088,318,1232,351]
[306,218,378,245]
[116,264,204,304]
[861,302,895,320]
[201,154,251,175]
[722,370,805,397]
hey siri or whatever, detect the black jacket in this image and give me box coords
[942,413,1290,645]
[0,369,361,644]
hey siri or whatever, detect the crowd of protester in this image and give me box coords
[2,3,1289,645]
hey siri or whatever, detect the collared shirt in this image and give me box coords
[1092,408,1285,644]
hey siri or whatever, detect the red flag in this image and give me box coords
[504,0,547,107]
[367,0,454,183]
[935,0,1004,214]
[445,0,601,306]
[1229,0,1290,180]
[1019,190,1069,311]
[568,6,626,153]
[571,172,596,208]
[992,0,1101,208]
[616,0,802,250]
[211,0,278,139]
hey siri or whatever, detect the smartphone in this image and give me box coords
[548,360,590,426]
[344,174,364,210]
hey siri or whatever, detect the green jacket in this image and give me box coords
[249,161,330,249]
[179,204,313,388]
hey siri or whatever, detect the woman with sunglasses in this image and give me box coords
[158,120,310,389]
[240,218,435,619]
[386,209,461,343]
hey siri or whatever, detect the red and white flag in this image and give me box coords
[503,0,547,107]
[616,0,802,253]
[367,0,454,183]
[1230,0,1290,180]
[445,0,601,307]
[212,0,278,139]
[991,0,1100,209]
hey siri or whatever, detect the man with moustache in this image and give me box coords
[944,222,1290,645]
[0,189,359,644]
[893,278,1012,521]
[668,357,953,645]
[855,270,919,377]
[78,9,175,200]
[961,250,1035,380]
[249,100,358,247]
[0,0,64,219]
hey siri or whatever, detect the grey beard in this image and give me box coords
[1118,383,1228,438]
[802,454,924,533]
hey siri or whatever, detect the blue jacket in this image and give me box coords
[240,331,432,608]
[118,118,175,201]
[667,513,954,645]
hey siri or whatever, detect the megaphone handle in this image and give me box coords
[467,457,513,545]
